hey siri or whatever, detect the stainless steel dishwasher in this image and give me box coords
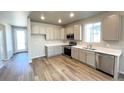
[96,53,115,76]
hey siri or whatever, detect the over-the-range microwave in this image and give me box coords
[66,34,74,40]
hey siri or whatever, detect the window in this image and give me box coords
[84,22,101,43]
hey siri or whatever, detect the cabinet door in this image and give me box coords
[46,27,54,40]
[75,48,79,60]
[71,47,79,60]
[39,26,46,34]
[60,28,65,40]
[47,46,54,57]
[86,51,96,68]
[79,49,87,63]
[56,46,62,55]
[102,14,121,40]
[66,26,74,34]
[56,28,60,40]
[71,47,75,59]
[74,25,82,40]
[31,25,40,34]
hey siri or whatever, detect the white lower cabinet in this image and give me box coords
[72,47,96,68]
[86,51,96,68]
[79,49,87,63]
[71,47,79,60]
[46,46,63,57]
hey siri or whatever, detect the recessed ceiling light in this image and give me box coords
[70,12,74,18]
[58,19,62,23]
[41,15,45,20]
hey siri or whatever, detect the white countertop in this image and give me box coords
[73,45,122,57]
[45,43,69,47]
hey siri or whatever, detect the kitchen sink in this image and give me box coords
[83,47,96,50]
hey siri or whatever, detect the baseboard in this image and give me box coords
[14,51,28,55]
[31,55,45,59]
[0,63,4,69]
[2,54,14,61]
[29,60,32,63]
[120,71,124,75]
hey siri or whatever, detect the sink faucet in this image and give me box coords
[87,43,92,49]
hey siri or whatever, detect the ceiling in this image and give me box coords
[0,11,30,26]
[30,11,105,26]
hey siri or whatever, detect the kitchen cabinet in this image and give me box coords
[65,25,74,35]
[46,27,54,40]
[46,46,54,57]
[31,23,46,34]
[39,26,46,34]
[74,25,82,40]
[71,47,79,60]
[72,47,96,68]
[55,46,63,55]
[102,14,121,40]
[55,28,60,40]
[86,51,96,68]
[31,24,40,34]
[79,49,87,63]
[46,46,63,57]
[60,28,65,40]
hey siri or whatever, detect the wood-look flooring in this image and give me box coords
[0,53,123,81]
[32,55,113,81]
[0,53,34,81]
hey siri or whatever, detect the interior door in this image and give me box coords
[15,29,27,53]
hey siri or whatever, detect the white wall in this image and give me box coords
[0,21,13,60]
[27,18,32,63]
[5,24,13,59]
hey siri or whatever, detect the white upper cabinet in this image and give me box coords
[74,24,82,40]
[53,27,62,40]
[31,22,64,40]
[46,27,54,40]
[102,14,121,41]
[66,25,74,35]
[31,22,46,34]
[31,24,40,34]
[60,28,65,40]
[39,26,46,34]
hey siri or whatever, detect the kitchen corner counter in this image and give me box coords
[45,43,69,47]
[72,45,122,80]
[73,45,122,57]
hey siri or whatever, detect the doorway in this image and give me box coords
[0,26,4,64]
[14,27,27,53]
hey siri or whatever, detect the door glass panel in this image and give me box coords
[16,30,26,50]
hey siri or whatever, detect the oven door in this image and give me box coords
[64,47,71,56]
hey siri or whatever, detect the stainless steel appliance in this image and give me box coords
[66,34,74,40]
[64,41,77,57]
[96,53,115,76]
